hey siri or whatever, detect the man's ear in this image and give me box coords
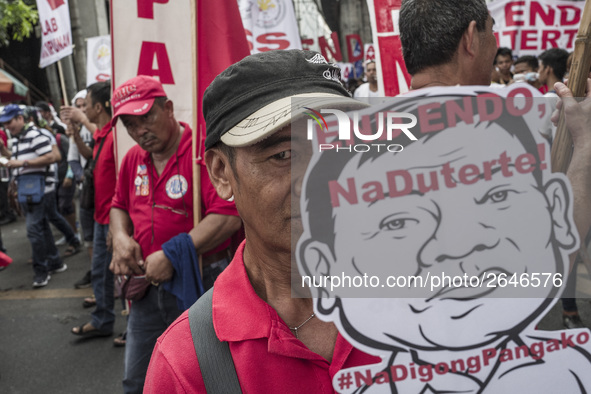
[461,20,479,59]
[204,149,234,200]
[164,99,174,118]
[545,177,577,252]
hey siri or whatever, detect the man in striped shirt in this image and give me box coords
[0,104,67,287]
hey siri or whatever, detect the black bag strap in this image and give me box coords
[93,131,108,161]
[188,287,242,393]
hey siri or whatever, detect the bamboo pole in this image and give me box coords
[551,1,591,173]
[550,0,591,277]
[56,60,69,105]
[191,0,203,279]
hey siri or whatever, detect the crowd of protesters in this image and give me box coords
[1,0,591,391]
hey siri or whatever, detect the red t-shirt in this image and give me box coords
[93,123,116,224]
[144,241,380,393]
[111,122,238,258]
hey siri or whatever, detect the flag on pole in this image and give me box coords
[36,0,73,68]
[197,1,251,144]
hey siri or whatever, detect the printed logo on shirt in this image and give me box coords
[134,176,142,195]
[141,176,150,196]
[165,175,188,200]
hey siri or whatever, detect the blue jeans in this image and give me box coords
[79,207,95,246]
[123,286,181,394]
[122,257,228,393]
[44,191,77,246]
[90,223,115,332]
[22,194,62,280]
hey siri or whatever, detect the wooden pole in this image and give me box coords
[191,0,203,279]
[551,1,591,173]
[56,60,69,105]
[550,0,591,277]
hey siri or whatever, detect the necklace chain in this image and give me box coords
[289,313,315,339]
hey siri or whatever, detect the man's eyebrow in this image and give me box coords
[254,133,292,152]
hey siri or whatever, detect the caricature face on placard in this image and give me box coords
[295,85,591,392]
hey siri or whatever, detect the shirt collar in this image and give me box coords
[138,121,193,162]
[94,122,112,140]
[212,241,363,369]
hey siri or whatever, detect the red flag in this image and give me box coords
[195,1,250,159]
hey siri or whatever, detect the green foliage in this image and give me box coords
[0,0,39,47]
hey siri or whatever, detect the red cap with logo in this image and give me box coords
[111,75,167,121]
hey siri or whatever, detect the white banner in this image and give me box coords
[238,0,302,53]
[111,0,193,168]
[86,35,111,87]
[489,0,584,55]
[37,0,73,68]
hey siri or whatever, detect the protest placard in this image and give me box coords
[489,0,585,56]
[238,0,302,54]
[86,35,111,87]
[36,0,72,68]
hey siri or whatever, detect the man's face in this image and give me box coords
[74,98,86,113]
[220,124,311,256]
[85,94,99,124]
[365,62,377,84]
[475,15,498,85]
[513,62,535,75]
[495,54,512,74]
[538,61,550,85]
[323,122,567,349]
[120,101,176,154]
[3,115,24,136]
[40,110,52,122]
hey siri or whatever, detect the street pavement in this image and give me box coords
[1,213,591,393]
[0,216,126,394]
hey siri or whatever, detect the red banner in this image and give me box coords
[489,0,584,55]
[111,0,249,167]
[366,0,411,97]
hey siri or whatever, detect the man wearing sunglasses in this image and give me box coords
[109,75,242,393]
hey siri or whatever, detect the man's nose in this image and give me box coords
[419,214,499,268]
[134,125,149,137]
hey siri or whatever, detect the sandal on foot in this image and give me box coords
[82,296,96,308]
[63,244,81,258]
[71,323,112,338]
[113,332,127,347]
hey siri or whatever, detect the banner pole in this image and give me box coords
[56,59,69,105]
[191,0,203,279]
[549,0,591,275]
[551,0,591,173]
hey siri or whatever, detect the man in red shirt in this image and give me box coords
[109,75,242,393]
[144,50,380,393]
[70,81,118,339]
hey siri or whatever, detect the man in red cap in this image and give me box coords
[108,75,242,393]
